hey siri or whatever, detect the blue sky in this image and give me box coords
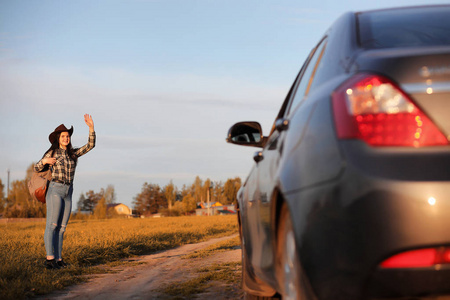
[1,0,448,208]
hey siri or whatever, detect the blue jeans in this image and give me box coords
[44,181,73,259]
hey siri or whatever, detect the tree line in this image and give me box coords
[133,176,241,217]
[0,163,241,218]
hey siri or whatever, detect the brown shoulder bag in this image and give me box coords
[28,150,54,203]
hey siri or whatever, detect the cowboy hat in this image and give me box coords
[49,124,73,144]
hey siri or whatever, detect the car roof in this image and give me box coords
[355,4,450,15]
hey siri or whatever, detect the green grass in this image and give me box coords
[0,216,238,300]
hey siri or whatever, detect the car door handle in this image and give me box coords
[253,151,263,163]
[275,118,289,132]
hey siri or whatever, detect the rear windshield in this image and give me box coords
[358,6,450,49]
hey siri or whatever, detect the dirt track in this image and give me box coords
[38,234,243,300]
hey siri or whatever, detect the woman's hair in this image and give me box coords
[44,131,78,163]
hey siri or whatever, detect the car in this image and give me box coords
[226,5,450,300]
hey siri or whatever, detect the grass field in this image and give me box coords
[0,215,238,300]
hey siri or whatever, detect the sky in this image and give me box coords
[1,0,448,208]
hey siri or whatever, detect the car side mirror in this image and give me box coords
[226,121,266,148]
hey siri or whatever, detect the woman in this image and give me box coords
[35,114,96,269]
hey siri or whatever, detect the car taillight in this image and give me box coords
[332,73,448,147]
[380,247,450,269]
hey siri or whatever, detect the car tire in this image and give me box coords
[276,203,313,300]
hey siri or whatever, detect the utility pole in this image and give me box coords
[207,187,210,216]
[6,169,10,199]
[206,182,213,216]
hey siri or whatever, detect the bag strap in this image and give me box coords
[50,150,54,171]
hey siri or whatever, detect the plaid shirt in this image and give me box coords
[35,131,96,185]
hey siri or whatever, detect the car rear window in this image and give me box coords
[358,6,450,49]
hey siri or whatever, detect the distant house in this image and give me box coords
[195,202,236,216]
[107,203,132,216]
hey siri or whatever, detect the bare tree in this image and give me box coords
[104,185,116,204]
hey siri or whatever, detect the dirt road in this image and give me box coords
[39,234,243,300]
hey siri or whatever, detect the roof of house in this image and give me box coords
[197,202,223,209]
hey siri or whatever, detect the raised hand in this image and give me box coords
[84,114,94,132]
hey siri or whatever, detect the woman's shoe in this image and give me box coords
[57,259,68,268]
[45,259,60,270]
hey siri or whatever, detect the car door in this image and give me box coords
[249,38,328,278]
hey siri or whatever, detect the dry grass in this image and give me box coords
[158,262,242,298]
[156,236,243,299]
[0,215,238,300]
[183,235,241,259]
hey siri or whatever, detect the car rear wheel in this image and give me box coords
[277,203,313,300]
